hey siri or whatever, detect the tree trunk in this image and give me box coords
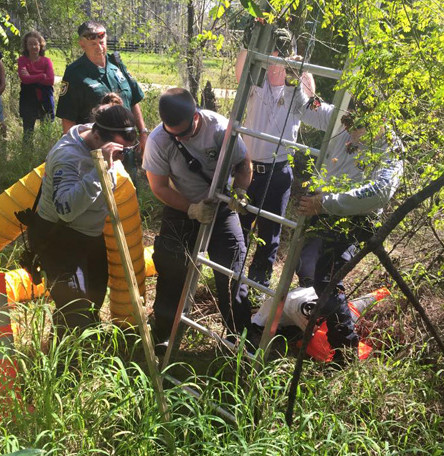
[186,0,200,100]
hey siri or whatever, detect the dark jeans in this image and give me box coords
[152,204,251,342]
[21,112,54,143]
[296,216,373,349]
[240,161,293,287]
[28,214,108,340]
[20,84,55,141]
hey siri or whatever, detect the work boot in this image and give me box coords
[147,316,170,357]
[330,345,359,369]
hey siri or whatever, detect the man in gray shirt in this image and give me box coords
[143,88,253,345]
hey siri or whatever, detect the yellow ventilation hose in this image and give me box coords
[104,162,146,326]
[0,164,45,251]
[0,163,156,325]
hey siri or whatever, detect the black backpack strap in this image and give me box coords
[171,136,212,186]
[32,183,42,213]
[15,182,42,226]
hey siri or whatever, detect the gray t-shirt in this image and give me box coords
[37,124,116,236]
[142,109,247,203]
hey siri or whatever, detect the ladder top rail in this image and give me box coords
[233,123,320,157]
[251,51,343,80]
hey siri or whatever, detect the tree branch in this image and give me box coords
[285,172,444,426]
[373,244,444,353]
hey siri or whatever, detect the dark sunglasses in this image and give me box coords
[83,31,106,41]
[162,115,195,138]
[122,141,140,156]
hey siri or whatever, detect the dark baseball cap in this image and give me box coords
[274,28,293,58]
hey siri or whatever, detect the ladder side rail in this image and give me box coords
[258,75,353,355]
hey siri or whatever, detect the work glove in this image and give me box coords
[228,188,249,215]
[187,199,217,224]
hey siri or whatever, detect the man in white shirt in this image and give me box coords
[235,29,315,289]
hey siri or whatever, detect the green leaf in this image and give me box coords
[209,0,230,19]
[239,0,263,18]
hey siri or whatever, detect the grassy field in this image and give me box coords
[1,300,444,455]
[46,49,237,89]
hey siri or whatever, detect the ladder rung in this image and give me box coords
[196,254,276,297]
[252,51,343,80]
[180,315,255,360]
[233,123,320,157]
[164,374,237,423]
[215,193,298,229]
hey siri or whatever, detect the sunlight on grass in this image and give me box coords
[46,50,234,88]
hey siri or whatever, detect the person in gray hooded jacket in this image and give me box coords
[28,95,138,339]
[294,89,403,361]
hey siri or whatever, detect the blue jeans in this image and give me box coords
[240,161,293,287]
[152,204,251,341]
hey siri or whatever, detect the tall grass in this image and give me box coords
[1,301,443,455]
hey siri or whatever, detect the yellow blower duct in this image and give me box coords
[104,162,146,326]
[0,163,156,326]
[0,164,45,251]
[144,245,156,277]
[2,244,155,306]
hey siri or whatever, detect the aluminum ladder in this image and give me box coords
[161,22,352,376]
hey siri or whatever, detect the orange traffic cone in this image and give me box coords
[299,287,390,362]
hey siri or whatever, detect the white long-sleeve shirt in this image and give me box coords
[297,91,404,216]
[243,79,305,163]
